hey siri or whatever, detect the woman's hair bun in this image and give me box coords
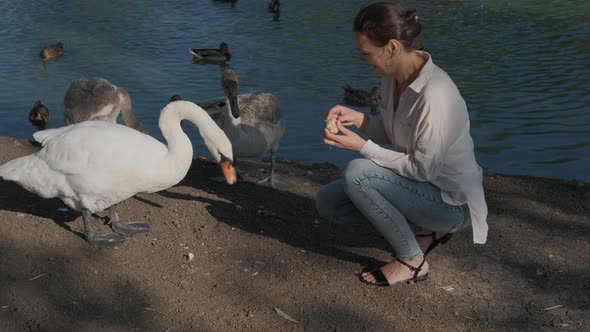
[405,9,418,22]
[353,2,422,50]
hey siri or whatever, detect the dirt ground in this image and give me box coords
[0,135,588,331]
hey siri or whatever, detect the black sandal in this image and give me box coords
[396,257,429,284]
[417,232,454,256]
[360,232,452,287]
[360,257,429,287]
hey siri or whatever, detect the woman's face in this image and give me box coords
[355,32,392,77]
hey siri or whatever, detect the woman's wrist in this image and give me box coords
[359,114,370,132]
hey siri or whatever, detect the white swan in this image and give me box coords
[0,100,237,247]
[64,77,148,134]
[219,69,285,188]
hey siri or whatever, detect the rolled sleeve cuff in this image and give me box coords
[360,139,380,159]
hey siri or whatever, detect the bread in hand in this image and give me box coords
[326,118,339,134]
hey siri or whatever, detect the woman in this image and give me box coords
[316,1,488,286]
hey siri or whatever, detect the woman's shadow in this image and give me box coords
[157,158,394,269]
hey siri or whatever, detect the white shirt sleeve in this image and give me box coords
[356,53,488,245]
[360,92,457,182]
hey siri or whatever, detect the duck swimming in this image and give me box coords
[170,94,226,116]
[171,95,227,121]
[218,69,285,188]
[213,0,238,6]
[189,42,231,62]
[29,100,51,130]
[64,77,148,134]
[268,0,282,16]
[170,94,183,102]
[196,99,226,124]
[342,85,381,114]
[0,101,237,248]
[40,42,64,61]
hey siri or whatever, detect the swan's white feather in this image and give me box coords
[0,101,233,213]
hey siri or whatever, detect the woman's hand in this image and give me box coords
[323,120,366,152]
[325,105,365,129]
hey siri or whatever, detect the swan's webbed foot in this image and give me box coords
[108,205,150,237]
[257,152,287,189]
[257,175,287,189]
[111,221,150,237]
[87,232,128,248]
[82,209,127,248]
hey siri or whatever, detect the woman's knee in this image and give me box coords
[344,158,373,181]
[343,158,381,192]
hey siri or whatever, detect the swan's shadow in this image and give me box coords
[0,180,166,242]
[0,180,83,240]
[132,194,163,208]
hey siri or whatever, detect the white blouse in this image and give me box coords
[359,52,488,244]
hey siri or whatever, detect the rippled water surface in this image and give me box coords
[0,0,588,180]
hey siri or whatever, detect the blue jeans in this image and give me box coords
[315,159,468,261]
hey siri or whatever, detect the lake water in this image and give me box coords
[0,0,588,181]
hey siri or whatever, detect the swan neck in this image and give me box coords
[159,101,232,165]
[159,110,192,164]
[224,96,241,127]
[118,89,146,132]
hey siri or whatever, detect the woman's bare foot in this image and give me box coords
[361,257,429,286]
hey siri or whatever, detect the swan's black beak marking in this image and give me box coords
[222,69,240,119]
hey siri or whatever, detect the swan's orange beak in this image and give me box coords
[220,160,237,185]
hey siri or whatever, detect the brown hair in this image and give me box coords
[353,1,422,50]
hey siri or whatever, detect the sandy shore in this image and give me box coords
[0,135,588,331]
